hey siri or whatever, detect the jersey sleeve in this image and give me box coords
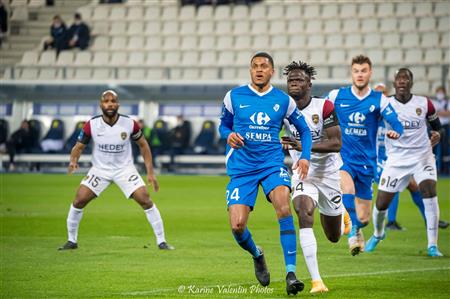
[286,97,312,160]
[325,89,339,103]
[322,100,339,129]
[77,120,91,144]
[380,96,404,135]
[426,97,442,131]
[131,120,143,141]
[219,90,234,139]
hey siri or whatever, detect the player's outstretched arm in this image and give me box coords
[381,96,404,139]
[135,136,159,192]
[68,142,85,174]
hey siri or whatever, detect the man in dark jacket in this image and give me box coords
[43,15,67,55]
[66,13,90,50]
[6,120,33,171]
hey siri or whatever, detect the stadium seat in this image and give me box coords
[371,65,385,83]
[366,49,384,65]
[74,51,92,66]
[215,20,232,35]
[340,3,357,18]
[221,68,236,80]
[91,6,110,21]
[236,67,249,79]
[127,6,144,20]
[418,17,436,32]
[91,36,110,51]
[180,36,197,50]
[91,21,109,36]
[272,50,290,66]
[38,51,56,66]
[267,4,284,20]
[233,20,250,35]
[92,68,110,80]
[236,51,252,67]
[249,5,266,20]
[284,4,302,20]
[324,19,341,34]
[396,2,414,18]
[287,19,304,34]
[314,66,330,79]
[437,17,448,32]
[128,36,145,50]
[162,36,180,50]
[305,19,323,34]
[302,4,320,19]
[161,5,178,21]
[92,51,109,66]
[41,119,65,153]
[269,20,286,35]
[73,68,92,80]
[110,51,128,66]
[234,35,252,50]
[38,68,58,80]
[181,51,199,67]
[309,50,327,66]
[363,33,382,49]
[384,49,403,65]
[145,21,162,36]
[404,49,423,64]
[399,17,416,33]
[200,68,218,80]
[358,3,376,18]
[342,19,360,33]
[128,21,144,35]
[377,2,395,17]
[424,49,443,64]
[325,34,344,49]
[270,35,288,50]
[379,18,397,33]
[307,35,325,49]
[182,68,200,80]
[290,50,309,62]
[440,33,449,48]
[344,33,362,49]
[19,68,39,80]
[180,20,196,35]
[111,36,127,50]
[197,20,214,35]
[401,32,420,49]
[328,50,346,65]
[144,6,160,20]
[179,5,195,21]
[331,66,349,79]
[434,2,449,17]
[126,0,144,5]
[414,2,433,17]
[411,66,427,81]
[110,6,127,20]
[163,50,181,67]
[382,33,401,49]
[162,21,179,35]
[360,18,378,33]
[251,20,268,35]
[217,51,234,66]
[193,120,217,154]
[231,5,248,20]
[19,51,39,65]
[321,4,339,19]
[421,32,439,48]
[128,69,147,80]
[427,66,444,81]
[412,81,430,95]
[198,36,215,51]
[197,5,213,20]
[216,36,233,50]
[252,35,270,51]
[199,51,216,67]
[77,6,92,21]
[214,5,231,21]
[146,51,164,66]
[146,36,163,50]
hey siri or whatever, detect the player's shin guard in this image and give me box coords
[279,215,296,273]
[299,228,321,281]
[387,193,399,223]
[232,227,260,258]
[343,194,362,232]
[144,204,166,245]
[373,206,387,238]
[423,197,439,248]
[67,204,83,243]
[411,191,426,223]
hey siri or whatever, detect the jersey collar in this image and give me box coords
[248,84,273,97]
[101,114,120,127]
[351,86,372,100]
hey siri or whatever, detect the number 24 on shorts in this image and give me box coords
[226,188,240,201]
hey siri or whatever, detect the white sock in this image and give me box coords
[299,228,321,281]
[340,211,345,236]
[423,197,439,248]
[372,206,387,238]
[144,204,166,245]
[67,204,83,243]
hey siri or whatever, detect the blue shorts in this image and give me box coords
[226,166,291,210]
[340,163,374,200]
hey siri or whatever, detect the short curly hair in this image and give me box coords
[283,61,317,80]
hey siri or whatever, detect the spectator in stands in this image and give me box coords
[432,86,450,174]
[66,13,90,51]
[168,115,191,172]
[6,120,33,171]
[0,0,8,48]
[43,15,67,56]
[41,119,64,153]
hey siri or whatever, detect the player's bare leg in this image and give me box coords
[270,186,304,295]
[131,186,174,250]
[229,204,269,286]
[293,195,327,294]
[59,185,96,250]
[418,179,442,257]
[365,191,396,252]
[354,197,371,251]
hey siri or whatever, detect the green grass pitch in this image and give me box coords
[1,174,449,298]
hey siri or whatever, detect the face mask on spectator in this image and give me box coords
[436,92,445,100]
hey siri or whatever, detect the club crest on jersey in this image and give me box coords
[312,114,319,124]
[369,105,375,112]
[121,132,127,140]
[273,104,280,112]
[416,108,422,116]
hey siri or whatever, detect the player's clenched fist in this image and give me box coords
[227,132,245,149]
[293,159,309,180]
[67,161,78,174]
[386,130,400,139]
[430,131,440,147]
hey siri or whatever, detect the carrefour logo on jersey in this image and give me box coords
[250,112,271,125]
[348,112,366,124]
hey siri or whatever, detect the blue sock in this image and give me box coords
[410,190,426,223]
[232,227,260,258]
[387,193,400,223]
[279,215,296,273]
[343,194,362,231]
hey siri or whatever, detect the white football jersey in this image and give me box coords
[78,115,142,170]
[385,95,436,166]
[284,98,342,175]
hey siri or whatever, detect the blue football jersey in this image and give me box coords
[327,86,403,175]
[219,84,312,176]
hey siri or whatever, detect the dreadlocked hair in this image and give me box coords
[283,61,317,80]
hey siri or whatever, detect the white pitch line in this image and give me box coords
[120,266,450,296]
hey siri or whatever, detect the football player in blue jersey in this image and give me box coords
[326,55,403,256]
[219,52,312,295]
